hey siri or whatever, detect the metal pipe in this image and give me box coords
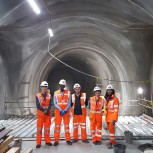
[1,115,153,139]
[138,98,153,103]
[138,103,152,109]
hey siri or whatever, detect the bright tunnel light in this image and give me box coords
[48,28,54,37]
[27,0,40,14]
[138,87,143,94]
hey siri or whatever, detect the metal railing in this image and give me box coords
[0,99,145,119]
[0,101,56,119]
[0,101,36,119]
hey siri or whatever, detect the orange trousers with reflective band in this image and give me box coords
[54,112,70,142]
[107,122,116,144]
[73,115,87,140]
[90,119,102,142]
[36,115,51,145]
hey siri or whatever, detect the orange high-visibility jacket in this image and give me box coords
[89,96,105,120]
[36,93,51,117]
[54,89,70,113]
[105,95,119,122]
[72,93,86,116]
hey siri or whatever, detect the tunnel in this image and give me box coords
[0,0,153,117]
[1,1,153,153]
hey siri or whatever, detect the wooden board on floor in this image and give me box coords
[0,145,9,153]
[6,147,20,153]
[0,135,14,150]
[21,148,33,153]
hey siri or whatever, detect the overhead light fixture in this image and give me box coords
[27,0,40,14]
[48,28,54,37]
[138,87,143,94]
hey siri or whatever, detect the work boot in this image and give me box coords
[97,141,102,145]
[36,144,41,148]
[46,143,52,146]
[93,141,97,145]
[106,142,111,146]
[82,139,89,143]
[66,141,72,145]
[72,139,78,143]
[107,143,113,149]
[54,142,59,146]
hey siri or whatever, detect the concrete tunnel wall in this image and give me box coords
[0,0,153,116]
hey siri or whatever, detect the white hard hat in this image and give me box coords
[106,84,114,90]
[40,81,48,87]
[93,86,101,92]
[59,79,66,86]
[73,83,81,89]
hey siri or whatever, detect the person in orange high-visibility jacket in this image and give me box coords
[104,84,119,149]
[53,79,72,146]
[35,81,52,149]
[71,83,89,143]
[89,86,105,145]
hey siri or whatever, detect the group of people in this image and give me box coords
[35,79,119,149]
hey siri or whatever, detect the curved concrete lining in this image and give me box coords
[0,0,153,116]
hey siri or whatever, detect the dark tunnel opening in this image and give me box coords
[47,56,97,98]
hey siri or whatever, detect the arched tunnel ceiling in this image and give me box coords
[0,0,153,116]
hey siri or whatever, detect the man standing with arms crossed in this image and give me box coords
[71,83,89,143]
[35,81,52,148]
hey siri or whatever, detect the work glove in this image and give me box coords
[44,109,48,115]
[60,110,66,116]
[112,120,116,125]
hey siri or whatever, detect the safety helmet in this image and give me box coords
[93,86,101,92]
[73,83,81,89]
[106,84,114,90]
[40,81,48,87]
[59,79,66,86]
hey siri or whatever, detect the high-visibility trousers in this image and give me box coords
[107,122,116,144]
[73,115,87,140]
[90,119,102,142]
[36,115,51,145]
[54,112,70,142]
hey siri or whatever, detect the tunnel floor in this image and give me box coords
[21,140,153,153]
